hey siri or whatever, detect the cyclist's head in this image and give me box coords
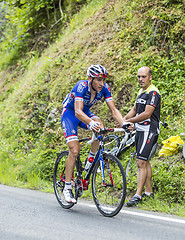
[87,65,109,78]
[138,66,152,77]
[137,66,152,90]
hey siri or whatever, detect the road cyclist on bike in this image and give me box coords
[61,65,126,203]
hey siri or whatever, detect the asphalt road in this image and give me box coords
[0,184,185,240]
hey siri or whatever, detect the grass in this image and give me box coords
[0,0,185,218]
[138,196,185,218]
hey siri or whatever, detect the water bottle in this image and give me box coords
[84,156,94,172]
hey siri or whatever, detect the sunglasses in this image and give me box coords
[95,73,109,78]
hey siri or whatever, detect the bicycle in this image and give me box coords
[53,127,127,217]
[103,122,168,176]
[103,128,136,158]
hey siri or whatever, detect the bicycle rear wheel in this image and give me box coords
[103,135,120,156]
[92,153,126,217]
[53,151,75,209]
[149,142,158,160]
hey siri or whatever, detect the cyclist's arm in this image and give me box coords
[106,100,124,126]
[126,105,155,124]
[75,100,92,125]
[124,104,137,121]
[75,100,101,132]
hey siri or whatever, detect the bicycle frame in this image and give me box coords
[105,130,135,157]
[118,130,136,156]
[107,122,167,158]
[58,139,106,194]
[74,130,123,192]
[53,127,127,217]
[81,135,108,189]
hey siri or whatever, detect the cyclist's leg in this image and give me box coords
[145,134,158,193]
[65,140,80,183]
[135,131,158,196]
[127,132,148,206]
[136,158,147,196]
[61,108,80,203]
[145,160,152,193]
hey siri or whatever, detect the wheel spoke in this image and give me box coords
[92,153,126,217]
[53,151,75,209]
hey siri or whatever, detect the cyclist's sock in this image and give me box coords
[88,151,95,160]
[64,182,72,190]
[144,192,153,196]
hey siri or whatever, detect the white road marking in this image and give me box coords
[120,209,185,225]
[78,201,185,224]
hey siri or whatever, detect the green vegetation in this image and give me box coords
[0,0,184,217]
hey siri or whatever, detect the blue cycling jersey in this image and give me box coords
[62,80,113,111]
[61,80,113,143]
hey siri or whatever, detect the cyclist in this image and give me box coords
[61,65,125,203]
[123,66,161,206]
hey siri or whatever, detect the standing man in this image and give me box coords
[124,66,161,206]
[61,65,125,203]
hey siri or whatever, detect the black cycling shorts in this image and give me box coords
[135,131,158,161]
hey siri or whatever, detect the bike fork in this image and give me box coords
[105,159,114,186]
[100,153,114,187]
[99,154,106,186]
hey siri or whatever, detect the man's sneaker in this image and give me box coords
[63,189,77,203]
[127,195,142,207]
[141,192,154,199]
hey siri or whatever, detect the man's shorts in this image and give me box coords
[61,108,99,143]
[135,131,158,161]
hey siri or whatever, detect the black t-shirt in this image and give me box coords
[135,84,161,134]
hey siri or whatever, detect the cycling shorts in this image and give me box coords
[61,108,99,143]
[135,131,158,161]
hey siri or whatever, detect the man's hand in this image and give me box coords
[122,121,134,132]
[88,120,100,132]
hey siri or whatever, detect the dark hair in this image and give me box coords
[149,69,152,76]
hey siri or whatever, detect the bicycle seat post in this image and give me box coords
[76,154,82,178]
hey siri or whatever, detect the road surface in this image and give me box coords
[0,184,185,240]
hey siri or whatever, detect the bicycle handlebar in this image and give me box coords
[87,132,96,144]
[87,128,126,144]
[87,121,168,144]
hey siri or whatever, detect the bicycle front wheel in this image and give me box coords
[53,151,75,209]
[92,153,126,217]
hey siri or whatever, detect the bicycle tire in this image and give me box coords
[92,153,126,217]
[148,142,158,160]
[126,142,158,177]
[53,151,75,209]
[103,135,120,156]
[126,151,136,177]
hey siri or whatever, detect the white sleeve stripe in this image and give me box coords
[75,97,84,101]
[105,97,113,102]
